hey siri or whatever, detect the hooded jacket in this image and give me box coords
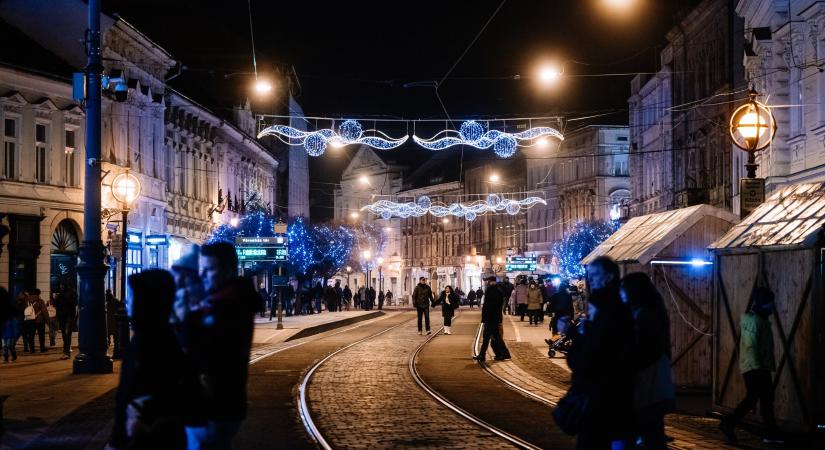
[527,285,542,310]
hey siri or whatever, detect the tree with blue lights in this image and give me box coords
[552,220,618,279]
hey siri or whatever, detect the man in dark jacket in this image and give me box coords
[475,287,484,307]
[564,256,634,449]
[549,282,574,336]
[411,277,434,335]
[184,242,257,449]
[500,277,514,314]
[54,284,78,359]
[324,284,339,312]
[474,276,510,362]
[466,289,476,309]
[367,287,376,311]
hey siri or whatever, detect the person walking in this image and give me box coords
[284,283,295,316]
[358,286,366,310]
[555,256,633,449]
[433,285,459,335]
[500,277,514,315]
[377,290,385,310]
[467,289,476,309]
[412,277,434,335]
[1,287,19,362]
[527,280,543,325]
[170,247,203,347]
[183,242,258,449]
[475,287,484,307]
[110,270,186,449]
[17,291,30,353]
[473,275,510,362]
[334,280,343,312]
[511,277,529,321]
[367,286,376,311]
[45,293,60,347]
[385,290,393,307]
[257,284,269,318]
[342,285,352,311]
[549,282,575,336]
[620,273,674,450]
[55,284,78,359]
[719,287,782,445]
[324,283,339,313]
[313,282,323,314]
[25,289,47,353]
[106,288,118,347]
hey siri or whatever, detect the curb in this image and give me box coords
[285,311,386,342]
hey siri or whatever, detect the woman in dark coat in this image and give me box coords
[433,285,460,335]
[110,270,185,449]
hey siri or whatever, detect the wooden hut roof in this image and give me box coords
[582,204,739,265]
[710,182,825,250]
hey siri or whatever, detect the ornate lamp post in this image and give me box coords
[346,265,351,287]
[376,257,384,293]
[730,89,777,217]
[111,171,141,309]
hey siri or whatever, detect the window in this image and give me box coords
[4,117,17,179]
[614,160,628,176]
[65,129,76,186]
[35,123,48,183]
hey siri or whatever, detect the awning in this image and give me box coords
[710,183,825,250]
[582,204,739,265]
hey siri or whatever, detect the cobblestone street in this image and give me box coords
[306,311,517,449]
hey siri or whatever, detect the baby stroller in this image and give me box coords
[545,317,579,358]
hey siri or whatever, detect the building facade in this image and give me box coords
[736,0,825,205]
[552,125,631,232]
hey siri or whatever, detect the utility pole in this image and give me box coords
[74,0,112,374]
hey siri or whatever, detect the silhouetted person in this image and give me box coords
[111,270,185,449]
[719,287,782,444]
[620,272,674,450]
[559,256,633,449]
[184,242,257,449]
[55,283,78,359]
[474,276,510,361]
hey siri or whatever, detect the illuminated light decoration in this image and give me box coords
[412,121,564,158]
[552,220,618,279]
[257,120,409,156]
[417,196,432,209]
[650,259,713,267]
[360,195,547,220]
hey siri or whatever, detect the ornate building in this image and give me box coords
[736,0,825,206]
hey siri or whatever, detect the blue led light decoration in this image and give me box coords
[258,119,408,156]
[361,194,546,220]
[412,120,564,158]
[416,196,432,209]
[551,220,618,279]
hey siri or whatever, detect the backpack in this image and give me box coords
[24,304,36,321]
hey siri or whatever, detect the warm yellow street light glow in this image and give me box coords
[346,266,352,272]
[442,218,449,224]
[362,250,372,260]
[496,256,503,263]
[229,217,239,227]
[602,0,636,9]
[111,171,141,207]
[537,137,549,147]
[359,175,369,184]
[737,108,769,139]
[489,173,500,183]
[350,212,359,219]
[383,227,392,232]
[329,138,345,148]
[538,65,562,83]
[377,257,384,265]
[254,79,273,94]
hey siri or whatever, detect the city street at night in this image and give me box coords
[1,0,824,449]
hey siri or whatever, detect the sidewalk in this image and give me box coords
[494,313,773,450]
[0,309,388,450]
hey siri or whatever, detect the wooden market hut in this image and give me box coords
[582,204,739,389]
[708,183,825,432]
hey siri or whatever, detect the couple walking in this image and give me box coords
[411,277,460,335]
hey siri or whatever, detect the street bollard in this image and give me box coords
[112,308,129,360]
[277,299,284,330]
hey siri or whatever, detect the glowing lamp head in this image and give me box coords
[377,257,384,265]
[730,90,776,153]
[537,137,549,148]
[736,107,769,139]
[254,79,273,94]
[359,175,369,185]
[442,218,449,224]
[350,212,359,219]
[111,172,141,207]
[229,217,240,227]
[489,173,500,183]
[538,65,562,83]
[362,250,372,260]
[346,266,352,273]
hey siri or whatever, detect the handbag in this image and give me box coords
[24,305,36,321]
[552,388,590,435]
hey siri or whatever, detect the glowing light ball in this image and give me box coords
[304,132,327,156]
[459,120,485,142]
[338,119,363,142]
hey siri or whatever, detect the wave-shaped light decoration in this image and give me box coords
[257,119,409,157]
[361,194,547,221]
[412,120,564,158]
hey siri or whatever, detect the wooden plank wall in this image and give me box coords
[714,249,814,430]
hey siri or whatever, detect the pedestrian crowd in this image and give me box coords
[107,242,257,449]
[0,283,80,362]
[260,279,393,318]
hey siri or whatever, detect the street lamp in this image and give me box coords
[111,171,141,313]
[254,78,273,95]
[362,250,372,291]
[489,173,500,183]
[346,266,352,287]
[730,89,777,218]
[376,257,384,293]
[730,89,777,178]
[538,64,563,84]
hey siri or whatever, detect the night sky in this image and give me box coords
[104,0,697,219]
